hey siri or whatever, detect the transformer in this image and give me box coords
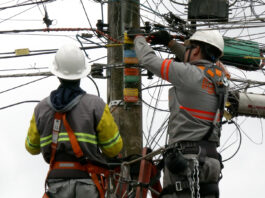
[188,0,229,22]
[227,92,265,118]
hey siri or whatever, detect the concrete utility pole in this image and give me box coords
[107,0,142,157]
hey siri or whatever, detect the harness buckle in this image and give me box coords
[78,156,89,165]
[175,181,183,191]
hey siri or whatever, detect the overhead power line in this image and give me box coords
[0,0,55,10]
[0,27,122,43]
[0,100,40,110]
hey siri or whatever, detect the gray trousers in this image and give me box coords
[46,178,99,198]
[163,154,221,198]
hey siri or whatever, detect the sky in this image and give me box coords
[0,0,265,198]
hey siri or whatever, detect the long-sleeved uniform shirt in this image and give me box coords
[135,36,228,145]
[25,92,123,178]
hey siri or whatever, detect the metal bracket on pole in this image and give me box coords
[109,100,141,109]
[109,100,124,109]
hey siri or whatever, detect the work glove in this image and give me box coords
[127,28,144,40]
[149,30,173,46]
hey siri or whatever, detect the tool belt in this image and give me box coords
[159,181,219,198]
[160,141,222,198]
[171,140,220,161]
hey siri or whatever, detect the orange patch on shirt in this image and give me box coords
[202,78,215,94]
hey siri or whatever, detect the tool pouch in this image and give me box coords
[164,148,188,174]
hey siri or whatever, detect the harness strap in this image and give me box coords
[62,113,107,198]
[44,112,63,197]
[62,113,84,159]
[198,65,227,140]
[171,141,219,160]
[44,112,108,198]
[159,181,190,198]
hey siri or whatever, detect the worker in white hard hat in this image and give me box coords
[25,43,123,198]
[129,29,229,198]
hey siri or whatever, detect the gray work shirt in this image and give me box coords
[134,36,227,146]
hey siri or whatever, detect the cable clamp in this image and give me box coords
[109,100,124,108]
[175,181,183,191]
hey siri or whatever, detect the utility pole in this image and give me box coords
[107,0,142,157]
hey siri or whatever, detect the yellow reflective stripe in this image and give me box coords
[26,113,41,155]
[73,132,97,140]
[40,134,52,141]
[26,136,40,149]
[99,131,121,148]
[40,140,52,147]
[40,132,97,147]
[58,132,96,139]
[40,134,52,148]
[58,137,97,144]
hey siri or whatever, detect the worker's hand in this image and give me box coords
[149,30,173,46]
[127,28,144,40]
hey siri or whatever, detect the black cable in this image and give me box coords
[0,46,103,59]
[0,0,54,10]
[79,0,106,44]
[141,83,172,91]
[0,67,47,72]
[0,5,37,24]
[140,97,169,112]
[0,100,40,110]
[87,75,100,97]
[222,120,242,162]
[0,76,49,95]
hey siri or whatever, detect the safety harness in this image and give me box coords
[43,112,109,198]
[197,64,228,140]
[160,64,228,198]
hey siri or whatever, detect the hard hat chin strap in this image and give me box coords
[186,45,196,62]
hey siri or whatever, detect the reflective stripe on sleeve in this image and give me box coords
[26,136,40,149]
[161,59,172,81]
[99,131,121,149]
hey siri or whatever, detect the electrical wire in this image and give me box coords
[79,0,106,44]
[221,120,242,162]
[0,100,40,110]
[0,0,54,10]
[86,75,100,97]
[0,5,37,24]
[0,76,49,94]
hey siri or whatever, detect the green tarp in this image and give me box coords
[221,37,262,70]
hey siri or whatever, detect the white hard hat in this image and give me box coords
[50,44,91,80]
[185,30,224,57]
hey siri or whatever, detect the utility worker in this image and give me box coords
[130,29,229,198]
[25,43,123,198]
[148,30,231,79]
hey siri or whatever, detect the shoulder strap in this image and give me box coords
[43,112,63,197]
[49,112,63,167]
[62,113,84,159]
[198,65,228,140]
[50,112,108,198]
